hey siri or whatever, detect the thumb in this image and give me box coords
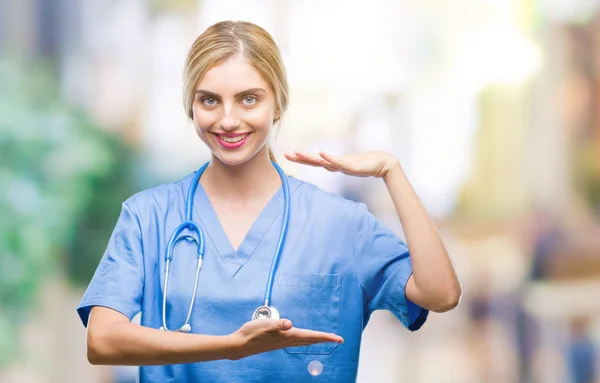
[264,318,293,332]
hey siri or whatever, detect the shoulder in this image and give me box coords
[289,177,366,221]
[121,172,194,216]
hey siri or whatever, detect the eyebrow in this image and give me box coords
[195,88,267,98]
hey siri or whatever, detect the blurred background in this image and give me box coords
[1,0,600,382]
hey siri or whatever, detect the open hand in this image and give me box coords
[284,150,399,178]
[228,319,343,360]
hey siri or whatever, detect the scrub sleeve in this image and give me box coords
[354,203,428,331]
[77,201,144,327]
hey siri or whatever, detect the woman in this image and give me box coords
[78,20,461,382]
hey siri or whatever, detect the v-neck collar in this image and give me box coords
[191,175,295,277]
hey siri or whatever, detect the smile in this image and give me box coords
[218,133,248,143]
[214,133,251,149]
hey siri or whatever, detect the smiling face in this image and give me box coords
[192,55,279,166]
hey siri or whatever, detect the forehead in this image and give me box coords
[198,55,270,92]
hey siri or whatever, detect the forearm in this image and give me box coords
[382,163,461,311]
[87,321,237,366]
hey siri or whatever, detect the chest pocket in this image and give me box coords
[273,273,342,355]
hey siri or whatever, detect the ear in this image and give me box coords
[273,108,281,122]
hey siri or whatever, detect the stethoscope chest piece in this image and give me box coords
[252,305,280,320]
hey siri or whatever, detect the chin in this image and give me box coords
[213,150,258,167]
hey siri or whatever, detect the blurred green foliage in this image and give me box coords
[0,59,136,366]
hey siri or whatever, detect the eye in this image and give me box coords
[242,95,257,106]
[201,97,218,107]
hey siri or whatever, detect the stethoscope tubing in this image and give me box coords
[161,161,289,331]
[264,162,290,306]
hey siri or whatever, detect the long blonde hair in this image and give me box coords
[182,21,288,163]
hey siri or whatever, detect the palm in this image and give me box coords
[231,319,343,360]
[284,150,397,178]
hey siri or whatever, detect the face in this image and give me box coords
[192,55,279,166]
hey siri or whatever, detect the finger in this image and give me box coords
[285,328,344,343]
[283,152,322,167]
[280,319,293,331]
[294,334,344,345]
[293,336,344,346]
[318,152,346,172]
[294,151,328,164]
[318,151,343,166]
[294,151,337,169]
[284,153,321,167]
[283,152,302,162]
[306,333,343,343]
[286,157,325,168]
[285,151,335,169]
[262,319,293,333]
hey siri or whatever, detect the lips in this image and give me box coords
[213,132,251,149]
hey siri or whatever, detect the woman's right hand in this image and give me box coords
[227,319,343,360]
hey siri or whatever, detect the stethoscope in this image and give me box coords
[159,161,291,333]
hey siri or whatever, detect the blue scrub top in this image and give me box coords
[77,171,428,382]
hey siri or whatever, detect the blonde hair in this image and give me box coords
[183,21,288,163]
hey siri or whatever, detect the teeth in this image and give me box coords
[219,134,248,143]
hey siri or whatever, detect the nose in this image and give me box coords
[219,106,241,131]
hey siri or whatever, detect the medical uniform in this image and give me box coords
[77,171,428,382]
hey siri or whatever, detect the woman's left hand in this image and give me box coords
[284,150,400,178]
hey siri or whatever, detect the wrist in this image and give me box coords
[381,155,402,179]
[223,333,246,361]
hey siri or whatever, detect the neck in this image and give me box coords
[201,147,281,201]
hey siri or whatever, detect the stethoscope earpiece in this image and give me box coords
[159,324,192,333]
